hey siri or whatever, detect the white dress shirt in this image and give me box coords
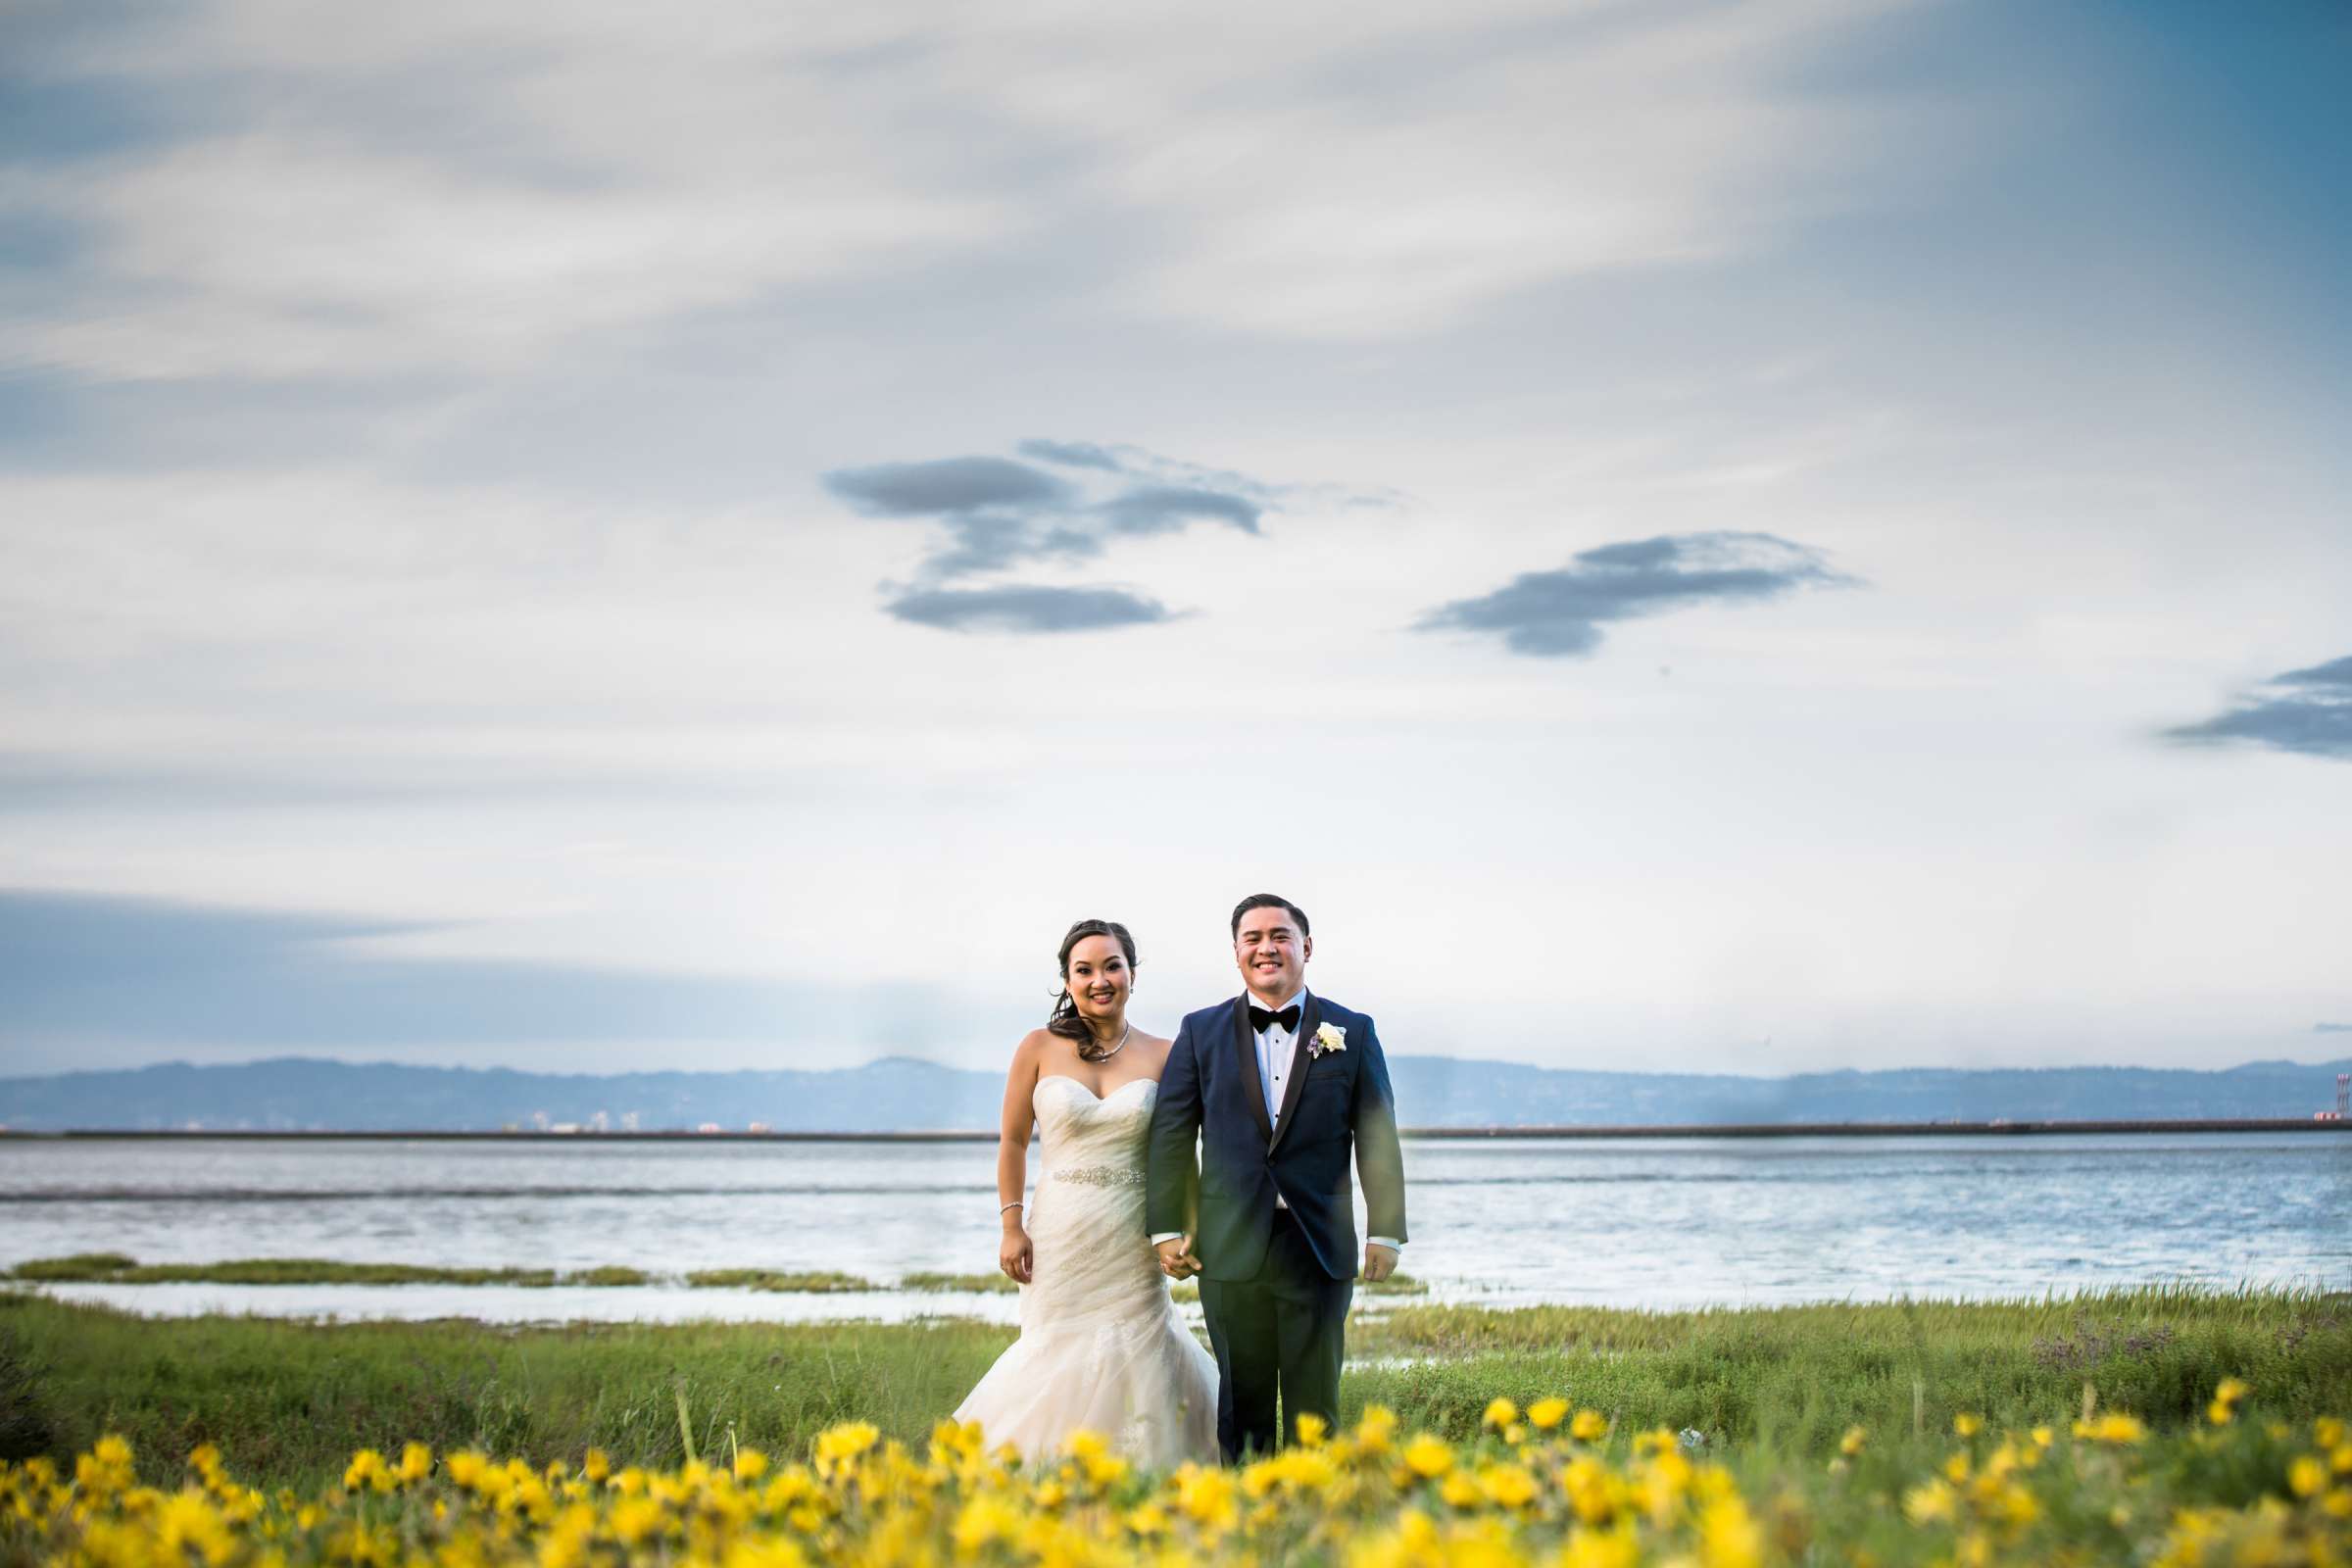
[1150,989,1400,1254]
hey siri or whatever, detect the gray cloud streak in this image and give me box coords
[825,439,1309,636]
[821,456,1073,516]
[1417,531,1855,658]
[1015,438,1126,472]
[2164,653,2352,760]
[884,584,1172,634]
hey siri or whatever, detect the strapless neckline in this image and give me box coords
[1035,1075,1156,1103]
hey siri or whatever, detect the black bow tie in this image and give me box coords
[1248,1003,1302,1034]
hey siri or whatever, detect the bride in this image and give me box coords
[952,918,1219,1465]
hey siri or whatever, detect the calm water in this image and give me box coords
[4,1133,2347,1322]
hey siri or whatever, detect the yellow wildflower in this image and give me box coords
[340,1450,390,1494]
[811,1422,879,1474]
[951,1494,1021,1553]
[1476,1463,1539,1509]
[1953,1413,1982,1438]
[1903,1479,1957,1525]
[1528,1398,1569,1432]
[1560,1455,1624,1527]
[1571,1409,1610,1444]
[1562,1523,1640,1568]
[1698,1495,1764,1568]
[2288,1456,2326,1498]
[2073,1414,2145,1446]
[1174,1464,1239,1534]
[397,1444,431,1485]
[1402,1434,1453,1479]
[1482,1397,1518,1431]
[1839,1426,1867,1456]
[607,1496,665,1546]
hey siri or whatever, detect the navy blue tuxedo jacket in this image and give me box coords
[1145,993,1408,1282]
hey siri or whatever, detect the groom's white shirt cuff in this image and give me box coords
[1147,985,1399,1252]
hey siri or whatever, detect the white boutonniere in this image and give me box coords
[1310,1022,1348,1059]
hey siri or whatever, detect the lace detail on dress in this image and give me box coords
[951,1074,1219,1468]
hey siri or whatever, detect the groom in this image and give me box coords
[1146,894,1408,1460]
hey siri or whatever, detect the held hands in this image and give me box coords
[999,1225,1033,1286]
[1155,1235,1202,1280]
[1361,1242,1398,1284]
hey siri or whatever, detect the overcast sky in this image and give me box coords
[3,0,2348,1080]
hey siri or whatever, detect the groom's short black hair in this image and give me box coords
[1231,894,1309,939]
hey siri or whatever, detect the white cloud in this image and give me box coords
[8,0,1908,380]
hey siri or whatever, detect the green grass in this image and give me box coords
[4,1285,2343,1494]
[565,1267,655,1289]
[9,1257,868,1291]
[7,1254,1426,1296]
[678,1270,876,1294]
[12,1257,563,1287]
[7,1253,139,1282]
[1348,1285,2352,1457]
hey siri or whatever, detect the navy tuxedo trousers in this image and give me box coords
[1197,1207,1353,1461]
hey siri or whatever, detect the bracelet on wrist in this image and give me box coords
[1000,1200,1023,1213]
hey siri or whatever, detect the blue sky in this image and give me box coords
[2,0,2347,1077]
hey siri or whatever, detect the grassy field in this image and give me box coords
[4,1284,2344,1494]
[7,1254,1431,1298]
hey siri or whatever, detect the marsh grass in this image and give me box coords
[5,1285,2343,1494]
[678,1270,876,1294]
[564,1267,655,1288]
[7,1253,138,1281]
[1349,1285,2352,1456]
[7,1254,1430,1297]
[13,1258,879,1292]
[12,1258,563,1287]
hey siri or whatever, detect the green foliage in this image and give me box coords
[564,1267,655,1288]
[679,1270,876,1293]
[3,1286,2344,1495]
[6,1253,139,1281]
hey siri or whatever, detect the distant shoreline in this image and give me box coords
[3,1117,2345,1142]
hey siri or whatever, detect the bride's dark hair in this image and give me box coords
[1048,918,1139,1062]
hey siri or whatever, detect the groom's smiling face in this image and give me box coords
[1234,907,1310,1004]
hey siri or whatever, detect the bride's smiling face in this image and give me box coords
[1065,935,1133,1023]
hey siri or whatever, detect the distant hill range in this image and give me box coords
[2,1054,2348,1132]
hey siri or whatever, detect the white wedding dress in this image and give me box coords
[953,1075,1220,1466]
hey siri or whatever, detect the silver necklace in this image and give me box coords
[1089,1021,1131,1061]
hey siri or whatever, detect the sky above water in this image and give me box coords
[3,0,2348,1077]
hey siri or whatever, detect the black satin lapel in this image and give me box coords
[1266,993,1319,1154]
[1233,997,1274,1145]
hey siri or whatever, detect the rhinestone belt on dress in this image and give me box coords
[1053,1164,1146,1188]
